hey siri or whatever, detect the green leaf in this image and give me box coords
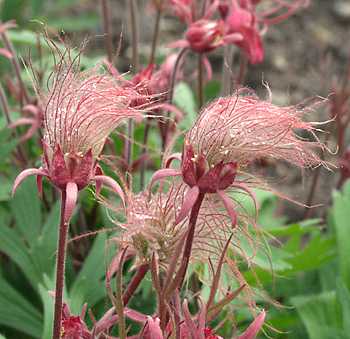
[292,291,342,339]
[0,217,41,287]
[38,275,55,339]
[69,233,109,313]
[10,176,42,246]
[173,82,197,130]
[332,182,350,289]
[0,274,42,338]
[336,279,350,332]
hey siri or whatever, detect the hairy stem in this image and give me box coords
[149,9,162,65]
[197,54,204,109]
[0,32,29,105]
[123,263,149,305]
[52,191,69,339]
[100,0,114,63]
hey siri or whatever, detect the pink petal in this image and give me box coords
[175,186,200,225]
[12,168,47,196]
[64,182,78,224]
[94,175,125,207]
[148,168,181,190]
[217,190,237,227]
[238,310,265,339]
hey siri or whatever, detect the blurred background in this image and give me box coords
[1,0,350,338]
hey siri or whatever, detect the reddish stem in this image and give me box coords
[122,263,149,305]
[178,192,205,287]
[52,191,69,339]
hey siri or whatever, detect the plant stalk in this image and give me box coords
[52,191,69,339]
[197,54,204,109]
[149,9,162,66]
[100,0,114,63]
[123,263,149,305]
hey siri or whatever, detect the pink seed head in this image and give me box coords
[185,19,224,53]
[41,59,143,189]
[185,90,326,169]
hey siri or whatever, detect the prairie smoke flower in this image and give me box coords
[112,183,233,268]
[60,303,118,339]
[12,60,145,222]
[150,90,326,226]
[220,0,309,64]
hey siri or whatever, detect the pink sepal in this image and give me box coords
[12,168,47,196]
[94,175,125,207]
[165,153,182,168]
[64,182,78,224]
[175,186,200,225]
[217,190,237,227]
[238,310,265,339]
[148,168,181,190]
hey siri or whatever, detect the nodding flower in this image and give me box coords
[149,89,327,227]
[220,0,310,63]
[12,55,148,223]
